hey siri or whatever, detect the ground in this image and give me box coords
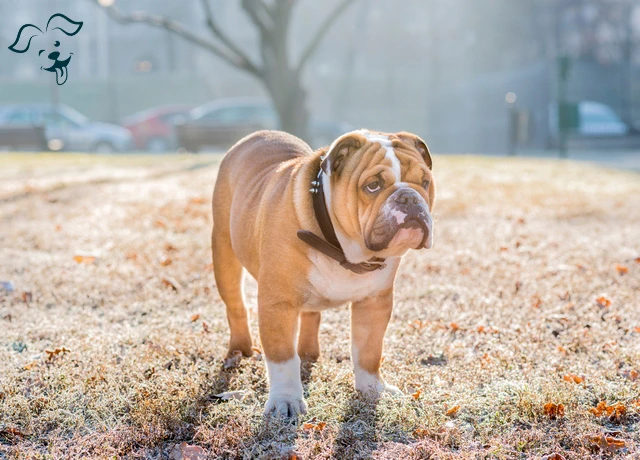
[0,153,639,459]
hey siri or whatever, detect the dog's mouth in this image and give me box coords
[42,55,72,85]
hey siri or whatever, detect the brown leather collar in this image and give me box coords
[297,162,386,275]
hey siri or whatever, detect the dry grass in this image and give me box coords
[1,153,639,459]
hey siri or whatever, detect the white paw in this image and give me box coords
[264,394,308,417]
[356,377,403,398]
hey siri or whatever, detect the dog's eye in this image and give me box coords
[365,181,381,193]
[54,41,60,47]
[422,180,430,189]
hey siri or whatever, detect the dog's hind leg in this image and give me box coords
[211,218,253,358]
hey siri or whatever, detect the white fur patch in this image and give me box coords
[305,252,397,309]
[389,209,407,225]
[264,355,307,416]
[357,130,401,181]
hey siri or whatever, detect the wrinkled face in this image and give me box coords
[322,129,435,261]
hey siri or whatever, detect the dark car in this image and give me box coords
[175,98,352,152]
[0,104,132,152]
[122,105,193,152]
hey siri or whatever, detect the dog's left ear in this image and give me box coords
[8,24,42,53]
[396,132,433,170]
[46,13,83,36]
[320,132,365,176]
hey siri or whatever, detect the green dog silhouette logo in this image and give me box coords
[9,13,83,85]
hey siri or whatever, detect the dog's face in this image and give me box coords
[8,14,83,86]
[322,129,435,261]
[35,31,74,85]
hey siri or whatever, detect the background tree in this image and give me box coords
[90,0,357,139]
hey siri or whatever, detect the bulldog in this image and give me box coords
[211,129,435,417]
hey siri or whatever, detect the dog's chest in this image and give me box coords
[303,253,397,310]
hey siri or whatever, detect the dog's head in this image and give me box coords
[320,129,435,263]
[8,14,83,85]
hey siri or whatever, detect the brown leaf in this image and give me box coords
[543,402,565,419]
[125,252,138,261]
[154,219,168,228]
[622,369,638,381]
[411,388,422,400]
[21,291,32,303]
[164,243,178,252]
[563,374,583,384]
[202,321,209,333]
[595,296,611,308]
[589,401,626,423]
[190,314,200,322]
[588,434,626,453]
[169,442,207,460]
[45,347,70,360]
[532,296,542,308]
[22,361,37,370]
[616,264,628,275]
[634,326,640,333]
[446,405,461,417]
[73,255,96,264]
[162,277,180,291]
[160,258,173,266]
[302,420,326,431]
[541,454,566,460]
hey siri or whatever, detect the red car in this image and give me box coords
[122,105,193,152]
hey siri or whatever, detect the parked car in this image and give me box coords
[175,98,353,152]
[0,104,132,152]
[121,105,193,152]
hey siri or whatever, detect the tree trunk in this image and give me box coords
[264,67,309,141]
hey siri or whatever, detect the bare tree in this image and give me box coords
[89,0,357,139]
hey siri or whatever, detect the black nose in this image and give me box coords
[48,51,60,60]
[395,189,420,206]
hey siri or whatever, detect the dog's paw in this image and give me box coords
[264,395,308,418]
[356,377,403,398]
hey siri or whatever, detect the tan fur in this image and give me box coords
[211,129,435,414]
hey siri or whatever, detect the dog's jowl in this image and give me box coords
[211,129,435,416]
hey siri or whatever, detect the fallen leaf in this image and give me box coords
[190,314,200,322]
[543,402,565,419]
[154,219,168,229]
[413,428,430,438]
[532,296,542,308]
[408,319,428,331]
[412,388,422,400]
[45,347,70,360]
[563,374,583,384]
[449,322,460,331]
[622,369,638,381]
[21,291,32,303]
[595,296,611,308]
[541,454,566,460]
[164,243,178,252]
[162,277,180,291]
[160,258,173,266]
[169,442,207,460]
[202,321,209,333]
[214,390,246,401]
[446,405,460,417]
[302,418,327,431]
[73,255,96,264]
[589,401,626,423]
[126,252,138,261]
[22,361,37,370]
[635,257,640,263]
[616,264,628,275]
[634,326,640,333]
[588,434,626,453]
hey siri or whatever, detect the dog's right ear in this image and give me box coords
[320,132,365,176]
[8,24,43,53]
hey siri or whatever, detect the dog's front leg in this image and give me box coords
[259,301,307,417]
[351,289,402,396]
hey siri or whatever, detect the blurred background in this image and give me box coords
[1,0,640,166]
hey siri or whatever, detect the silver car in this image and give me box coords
[0,104,132,152]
